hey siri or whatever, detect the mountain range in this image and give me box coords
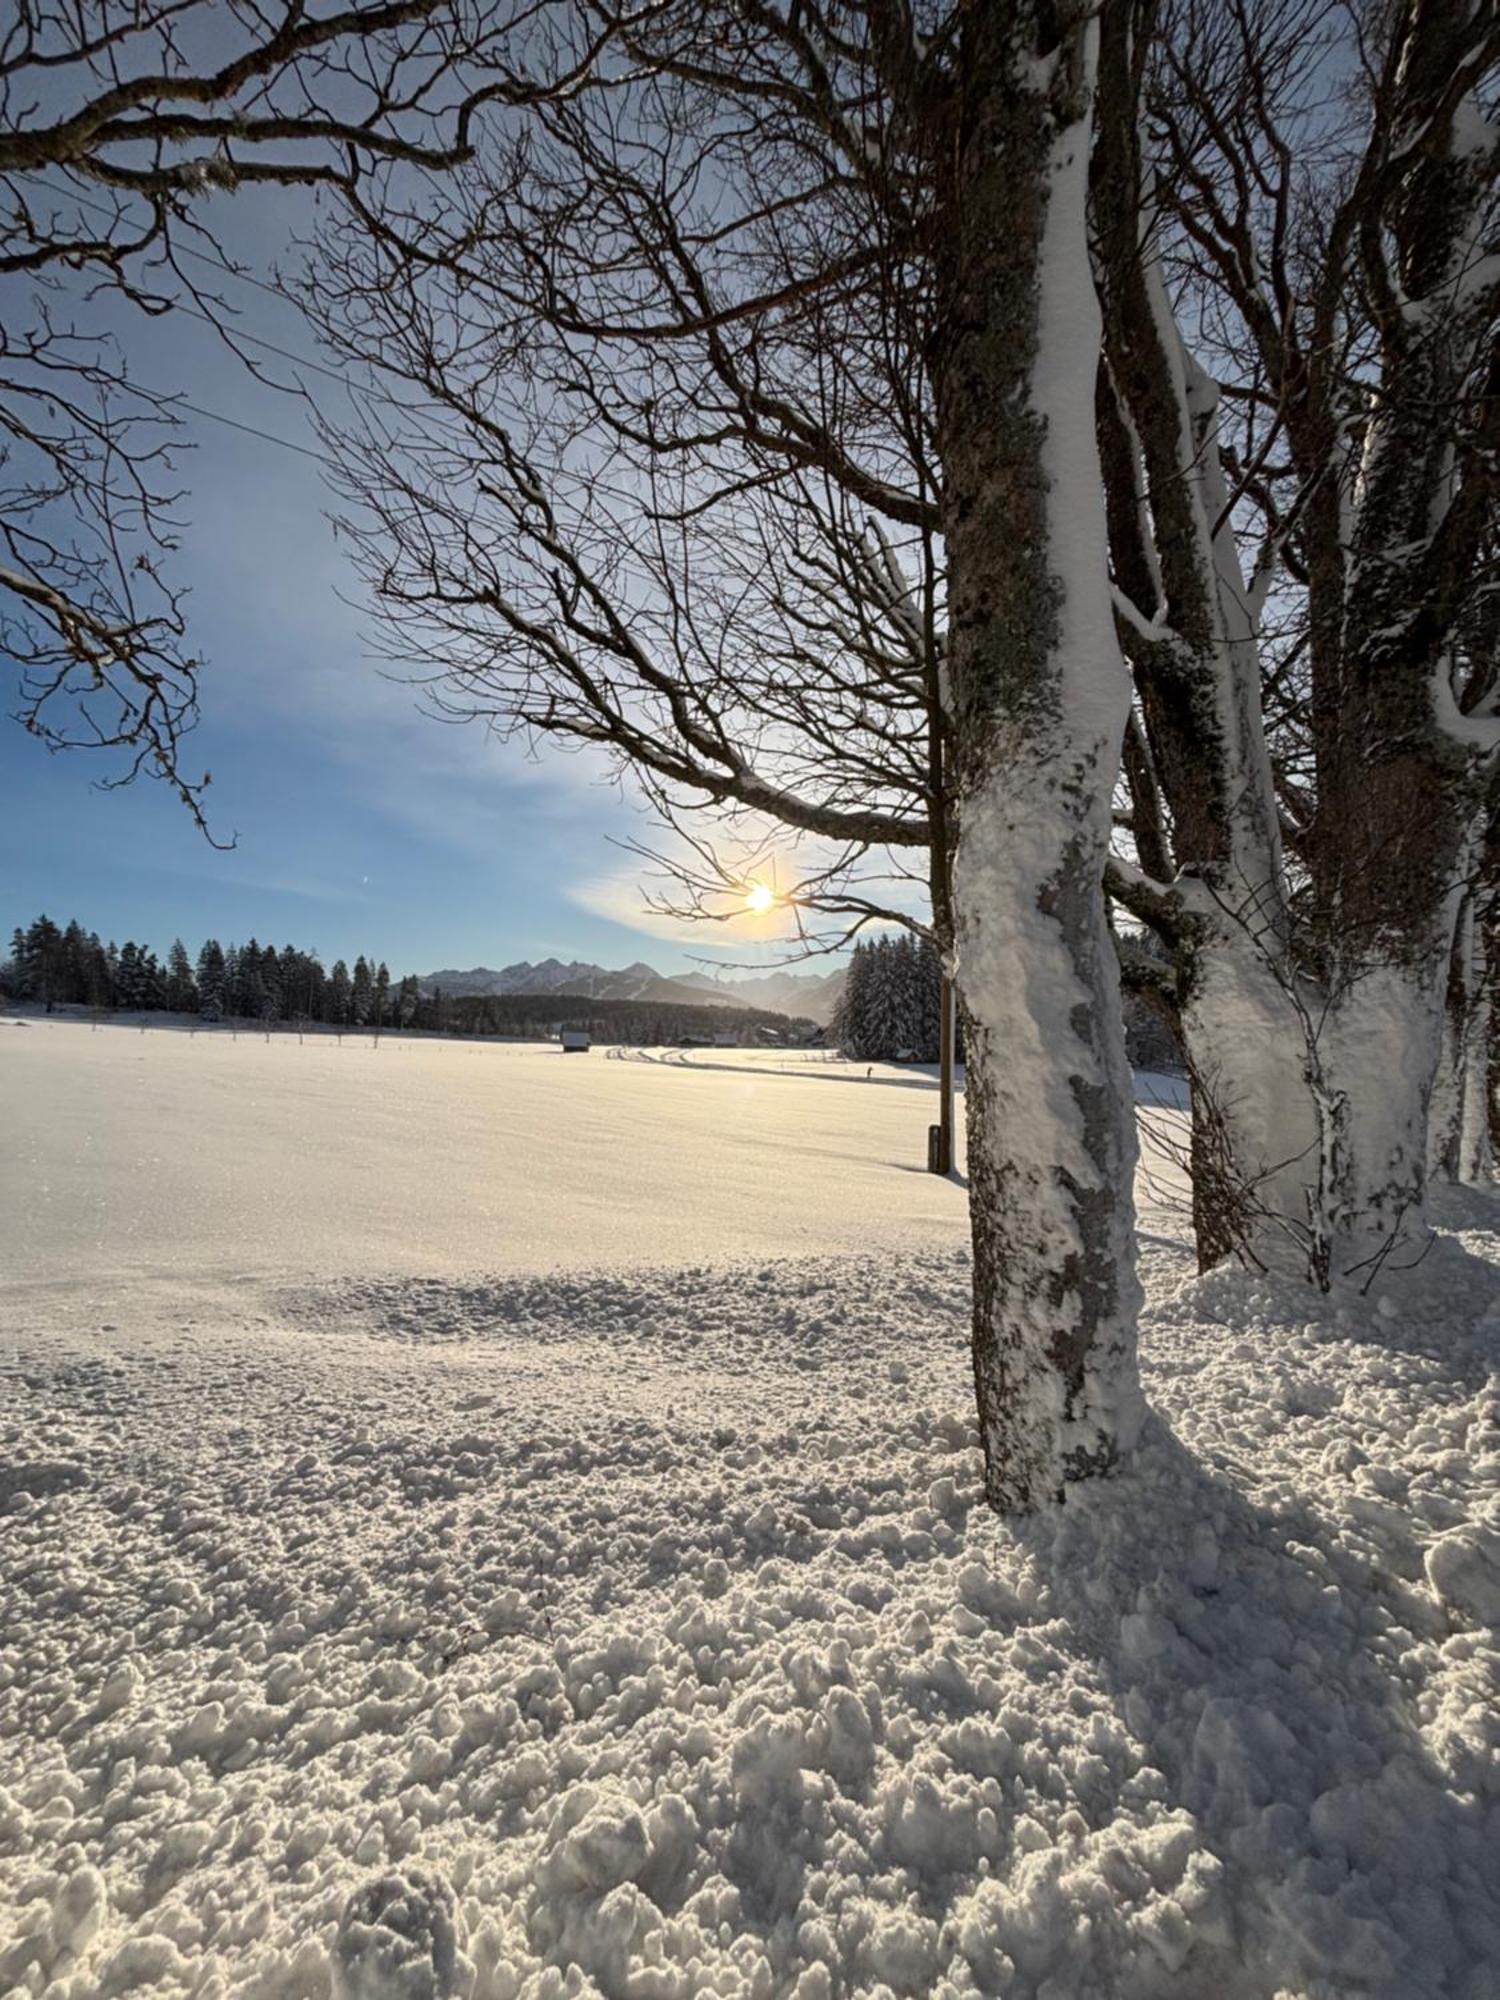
[420,957,845,1023]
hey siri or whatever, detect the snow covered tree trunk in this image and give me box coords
[938,11,1143,1512]
[1312,962,1449,1277]
[1092,13,1315,1277]
[1176,935,1317,1275]
[1181,928,1455,1284]
[1104,0,1500,1280]
[1430,869,1495,1185]
[1307,24,1500,1256]
[1457,977,1493,1185]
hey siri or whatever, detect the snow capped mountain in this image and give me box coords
[421,957,845,1020]
[665,966,847,1021]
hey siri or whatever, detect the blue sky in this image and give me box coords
[2,195,801,980]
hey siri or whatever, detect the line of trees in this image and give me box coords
[4,915,417,1030]
[434,992,811,1045]
[2,913,815,1046]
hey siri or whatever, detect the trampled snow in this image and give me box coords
[2,1020,1497,1998]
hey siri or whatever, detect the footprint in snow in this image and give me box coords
[332,1869,468,2000]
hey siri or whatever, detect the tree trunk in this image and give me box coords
[1430,875,1494,1185]
[1459,989,1493,1185]
[1307,13,1496,1237]
[1312,962,1449,1281]
[1179,935,1452,1285]
[1167,892,1495,1293]
[938,11,1143,1512]
[1176,934,1317,1276]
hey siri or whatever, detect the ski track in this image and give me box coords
[1,1028,1498,1998]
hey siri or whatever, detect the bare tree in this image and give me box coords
[316,0,1146,1512]
[317,311,951,938]
[0,0,576,827]
[1097,0,1500,1278]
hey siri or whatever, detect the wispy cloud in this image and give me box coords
[569,862,804,954]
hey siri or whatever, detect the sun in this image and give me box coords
[744,881,776,915]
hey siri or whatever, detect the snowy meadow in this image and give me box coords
[3,1018,1498,1999]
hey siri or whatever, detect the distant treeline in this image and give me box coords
[4,914,417,1027]
[2,914,814,1044]
[436,991,815,1044]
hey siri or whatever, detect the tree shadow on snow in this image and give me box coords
[886,1160,970,1188]
[1014,1409,1498,1997]
[1428,1179,1500,1242]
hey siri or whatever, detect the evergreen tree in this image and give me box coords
[832,940,876,1059]
[62,920,89,1001]
[914,935,945,1064]
[166,939,197,1012]
[237,939,265,1019]
[5,927,26,998]
[885,934,926,1060]
[863,938,905,1059]
[279,945,322,1022]
[328,958,353,1025]
[21,916,65,1009]
[351,955,373,1026]
[260,944,282,1022]
[140,949,166,1009]
[82,933,111,1010]
[116,940,143,1009]
[197,940,227,1016]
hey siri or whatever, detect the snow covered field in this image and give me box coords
[3,1018,1498,1998]
[3,1020,974,1289]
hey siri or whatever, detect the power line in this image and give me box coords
[175,398,331,464]
[64,185,358,392]
[52,186,937,546]
[177,304,356,392]
[67,185,318,311]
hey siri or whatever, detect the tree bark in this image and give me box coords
[1177,937,1317,1275]
[1430,860,1496,1186]
[937,7,1143,1511]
